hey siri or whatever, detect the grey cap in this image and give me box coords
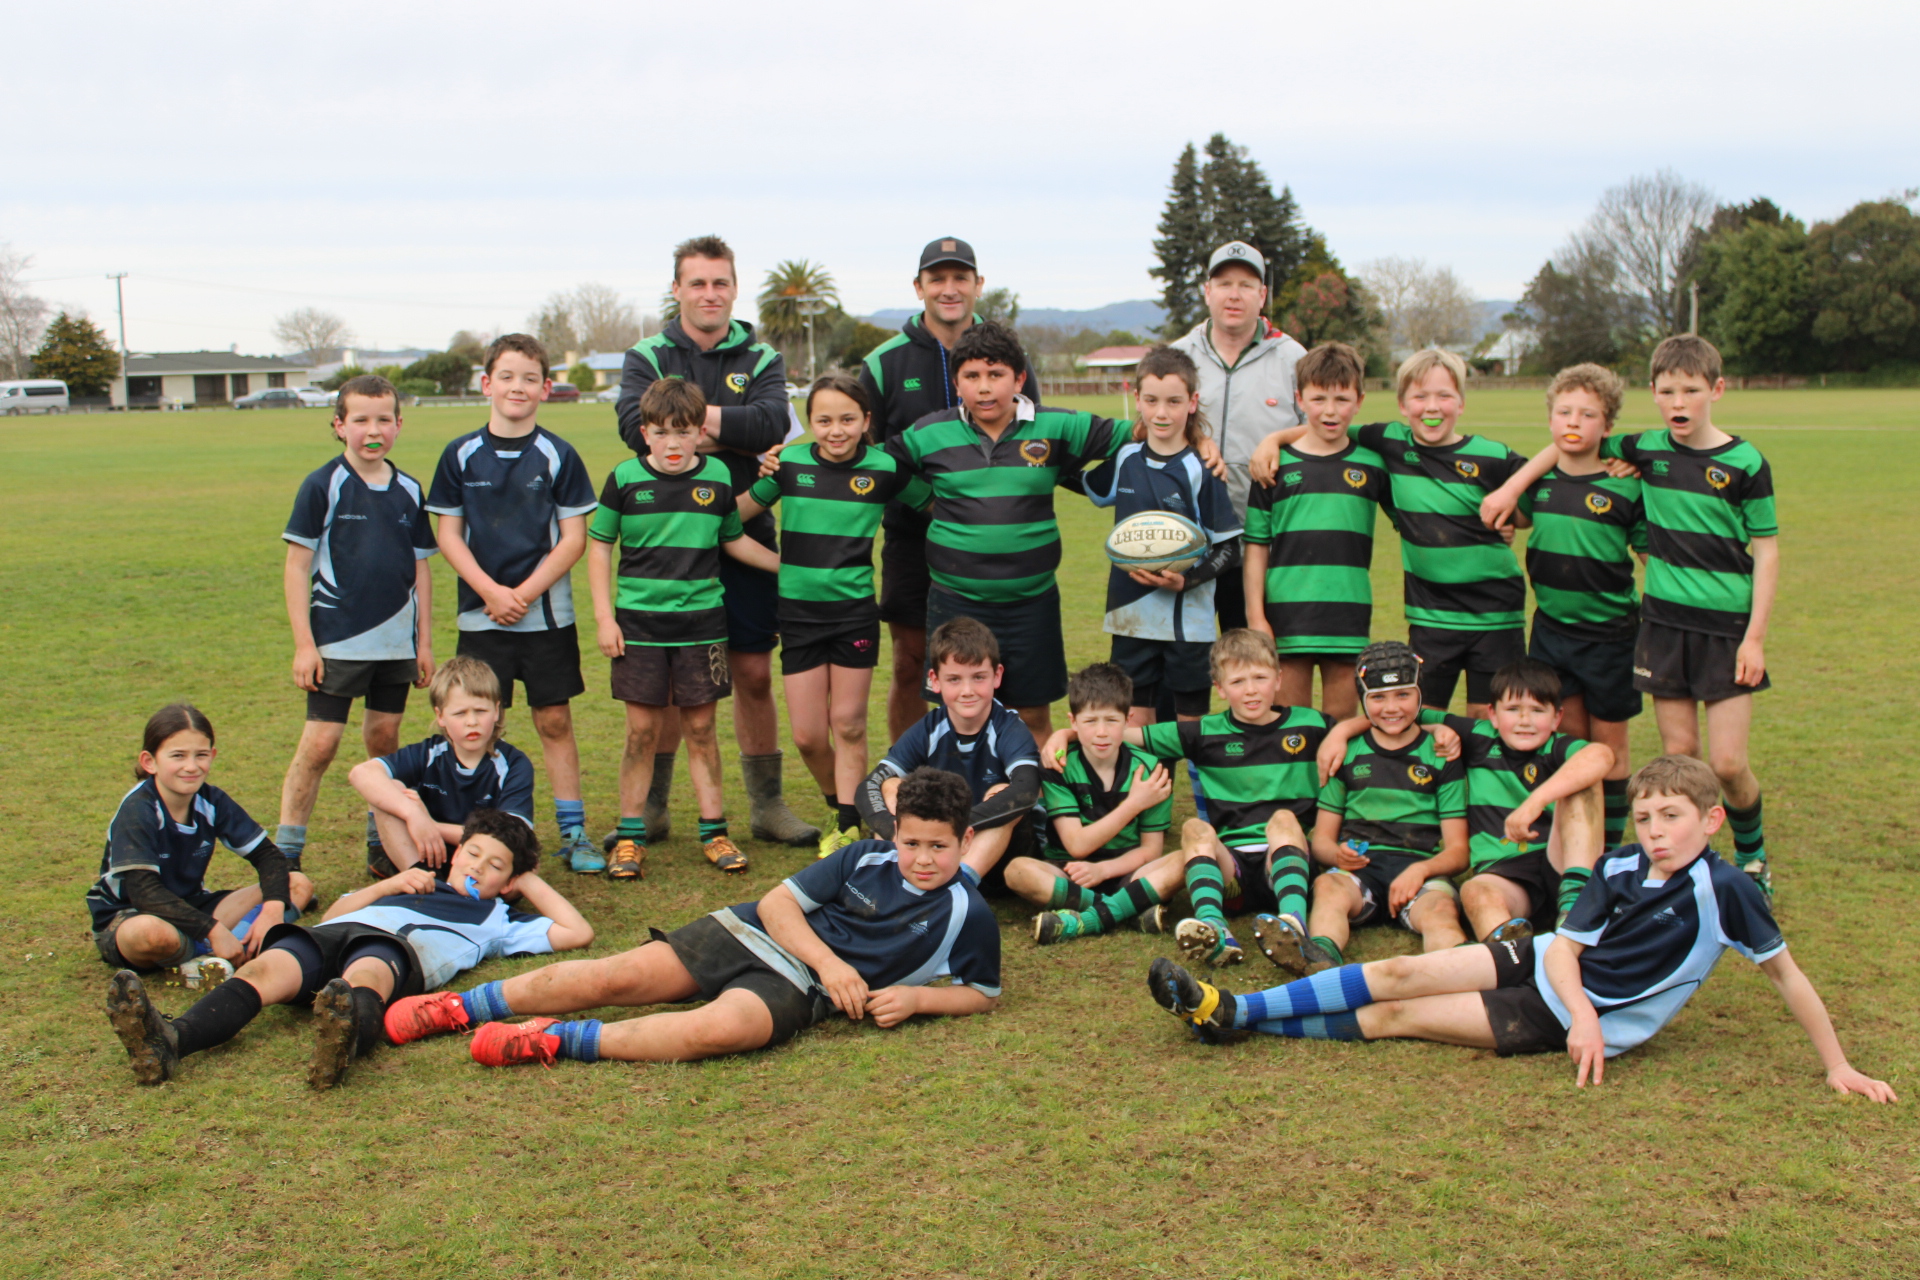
[1207,240,1266,280]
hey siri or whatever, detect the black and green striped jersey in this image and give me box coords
[746,442,931,639]
[1600,432,1777,638]
[884,399,1124,603]
[1427,713,1586,870]
[1355,421,1526,632]
[587,456,742,646]
[1519,469,1647,640]
[1244,440,1394,656]
[1040,742,1174,860]
[1139,706,1333,847]
[1318,730,1466,859]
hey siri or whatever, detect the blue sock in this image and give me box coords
[232,903,263,941]
[1251,1011,1366,1041]
[275,824,307,861]
[1235,964,1374,1026]
[550,1019,602,1062]
[1187,760,1209,825]
[555,799,586,840]
[460,980,514,1025]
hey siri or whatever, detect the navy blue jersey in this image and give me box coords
[877,702,1040,803]
[425,426,597,633]
[1538,846,1785,1056]
[376,736,535,827]
[283,457,437,659]
[724,840,1000,997]
[325,881,555,990]
[86,780,269,929]
[1082,441,1242,642]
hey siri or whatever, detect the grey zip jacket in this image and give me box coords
[1170,318,1306,519]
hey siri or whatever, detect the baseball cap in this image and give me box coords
[1207,240,1266,280]
[919,237,978,272]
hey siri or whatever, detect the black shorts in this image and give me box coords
[1469,850,1560,933]
[456,625,585,708]
[720,556,779,654]
[262,920,422,1004]
[1529,617,1641,723]
[611,642,732,707]
[878,532,932,629]
[1213,568,1248,632]
[92,890,231,969]
[1634,620,1771,702]
[924,585,1068,710]
[1219,845,1278,915]
[1111,635,1212,717]
[972,814,1041,897]
[1479,934,1568,1057]
[781,621,881,675]
[663,915,827,1050]
[1409,624,1525,707]
[307,657,415,723]
[1326,852,1456,930]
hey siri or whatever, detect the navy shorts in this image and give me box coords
[1529,617,1641,723]
[878,532,932,629]
[457,625,585,708]
[1409,625,1525,707]
[720,556,780,655]
[1479,934,1568,1057]
[307,657,415,723]
[1111,635,1212,717]
[1469,849,1560,933]
[662,915,827,1049]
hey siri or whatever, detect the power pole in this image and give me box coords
[794,294,827,382]
[107,272,129,409]
[1689,281,1699,335]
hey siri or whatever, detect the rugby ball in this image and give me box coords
[1106,510,1207,574]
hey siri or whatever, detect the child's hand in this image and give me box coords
[1127,567,1186,591]
[1497,524,1517,546]
[1734,638,1767,687]
[406,809,449,868]
[1503,801,1544,847]
[1332,841,1371,871]
[481,583,528,626]
[381,867,439,897]
[757,451,781,479]
[241,900,285,960]
[1600,457,1640,479]
[1425,723,1461,761]
[865,986,920,1028]
[1245,614,1274,639]
[1041,728,1075,768]
[1193,436,1228,482]
[291,643,325,693]
[1387,866,1424,914]
[414,646,435,688]
[1128,763,1174,813]
[1316,736,1346,787]
[819,957,870,1022]
[206,923,244,963]
[1478,490,1518,531]
[1566,1014,1607,1087]
[1249,433,1284,485]
[1063,860,1106,888]
[596,617,625,659]
[1827,1065,1898,1103]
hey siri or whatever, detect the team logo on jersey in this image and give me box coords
[1706,466,1731,490]
[1224,742,1246,756]
[725,373,749,394]
[1282,733,1306,755]
[1283,470,1303,486]
[1454,460,1480,479]
[633,489,654,504]
[1404,450,1420,464]
[1407,763,1434,785]
[903,377,922,391]
[1353,763,1373,779]
[692,486,716,507]
[797,472,816,488]
[850,474,876,495]
[1536,486,1551,503]
[1344,468,1368,489]
[1651,460,1670,475]
[1585,493,1613,515]
[1523,762,1539,786]
[1019,440,1052,467]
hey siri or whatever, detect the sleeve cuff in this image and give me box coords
[424,503,463,517]
[784,877,822,913]
[557,503,599,519]
[283,533,318,549]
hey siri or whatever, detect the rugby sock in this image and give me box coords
[1266,845,1311,923]
[549,1019,602,1063]
[349,986,389,1056]
[1047,877,1096,910]
[1556,866,1592,922]
[1235,964,1373,1027]
[1601,778,1629,849]
[836,802,861,833]
[1187,761,1210,825]
[555,799,586,841]
[365,810,382,855]
[1068,878,1161,934]
[1183,856,1229,931]
[461,980,514,1025]
[616,816,646,845]
[1250,1011,1366,1041]
[171,979,263,1058]
[275,824,308,867]
[1725,797,1766,869]
[698,817,730,844]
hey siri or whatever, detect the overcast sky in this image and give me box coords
[5,0,1913,355]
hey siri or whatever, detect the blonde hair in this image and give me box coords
[1208,628,1280,684]
[1547,363,1625,426]
[1395,348,1468,402]
[430,655,502,711]
[1626,755,1721,817]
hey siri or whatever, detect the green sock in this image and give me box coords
[617,816,647,844]
[1602,777,1628,849]
[1184,856,1228,929]
[1047,877,1095,910]
[698,817,729,843]
[1069,878,1162,935]
[1557,866,1592,923]
[1310,935,1344,966]
[1724,797,1765,868]
[1266,845,1311,923]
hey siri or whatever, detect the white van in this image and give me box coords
[0,380,70,414]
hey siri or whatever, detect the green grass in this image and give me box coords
[3,388,1917,1278]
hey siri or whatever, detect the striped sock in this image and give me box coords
[555,799,586,841]
[1048,878,1096,910]
[617,816,647,844]
[1266,845,1311,922]
[1067,879,1161,934]
[550,1019,602,1062]
[1725,797,1766,869]
[1235,964,1374,1026]
[698,817,729,843]
[1250,1011,1366,1041]
[1601,777,1629,848]
[461,980,513,1025]
[1184,856,1228,930]
[1556,866,1592,922]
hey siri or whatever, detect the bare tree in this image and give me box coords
[272,307,354,361]
[569,283,642,353]
[1361,256,1479,351]
[0,245,52,380]
[1583,170,1714,334]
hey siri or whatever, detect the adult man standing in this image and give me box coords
[612,235,818,848]
[1171,241,1307,629]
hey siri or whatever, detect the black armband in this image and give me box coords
[1182,536,1241,589]
[857,766,897,839]
[970,764,1040,831]
[121,869,217,939]
[244,840,293,908]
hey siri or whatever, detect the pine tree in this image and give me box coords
[1150,143,1206,337]
[31,312,119,396]
[1153,135,1316,338]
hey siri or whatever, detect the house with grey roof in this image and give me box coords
[120,350,313,408]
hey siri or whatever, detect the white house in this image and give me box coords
[119,350,313,408]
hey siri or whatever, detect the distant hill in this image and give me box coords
[867,299,1167,335]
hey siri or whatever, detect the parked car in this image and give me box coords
[295,386,333,407]
[547,382,581,403]
[0,379,70,414]
[235,387,307,410]
[595,385,622,403]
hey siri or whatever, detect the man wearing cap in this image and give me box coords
[1171,241,1307,629]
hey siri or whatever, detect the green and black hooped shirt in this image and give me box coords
[1041,741,1175,862]
[1318,730,1467,860]
[1244,439,1395,656]
[1139,707,1333,849]
[1518,469,1647,640]
[1422,712,1588,872]
[587,455,741,647]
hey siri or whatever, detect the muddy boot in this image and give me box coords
[602,753,674,852]
[743,751,820,846]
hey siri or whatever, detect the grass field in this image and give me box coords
[3,387,1917,1279]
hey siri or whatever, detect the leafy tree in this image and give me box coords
[320,364,368,391]
[1361,257,1478,351]
[1150,143,1206,337]
[448,330,490,366]
[1515,235,1649,372]
[824,320,893,372]
[373,364,406,384]
[272,307,353,361]
[568,361,597,391]
[1807,199,1920,370]
[403,351,473,396]
[1276,234,1378,351]
[1697,217,1814,375]
[978,288,1020,327]
[756,260,840,348]
[394,378,438,399]
[31,312,119,395]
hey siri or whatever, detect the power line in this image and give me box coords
[135,272,534,312]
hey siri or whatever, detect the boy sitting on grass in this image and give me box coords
[104,809,592,1090]
[382,769,998,1066]
[1148,756,1896,1105]
[1009,663,1182,945]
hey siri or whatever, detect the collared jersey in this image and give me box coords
[1430,713,1587,870]
[1600,432,1776,638]
[587,455,743,646]
[1245,440,1394,656]
[325,881,556,991]
[1318,730,1466,859]
[1544,846,1785,1056]
[885,397,1124,603]
[377,736,535,828]
[283,457,437,660]
[1355,422,1526,632]
[746,442,931,640]
[1041,742,1174,859]
[877,701,1039,805]
[1519,469,1646,640]
[1140,707,1333,847]
[1082,440,1242,643]
[86,780,270,930]
[722,839,1001,997]
[426,425,597,633]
